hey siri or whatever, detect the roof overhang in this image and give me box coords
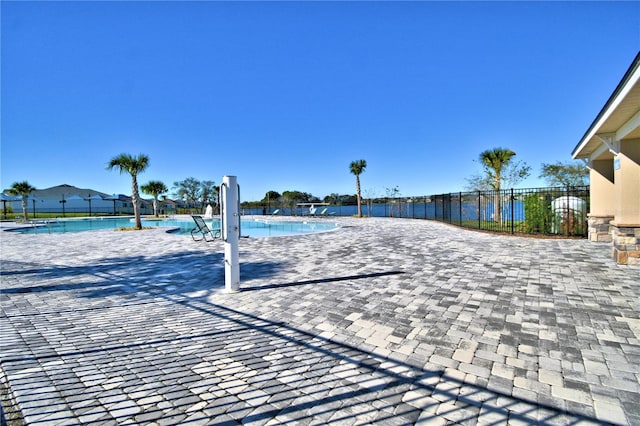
[572,52,640,161]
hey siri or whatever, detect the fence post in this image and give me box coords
[510,188,515,234]
[565,186,570,236]
[423,197,426,219]
[477,191,481,229]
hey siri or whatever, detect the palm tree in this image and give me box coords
[479,148,516,222]
[107,153,149,229]
[141,180,168,218]
[7,181,36,222]
[349,159,367,218]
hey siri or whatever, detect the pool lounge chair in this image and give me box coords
[317,208,335,217]
[301,206,316,216]
[191,215,221,242]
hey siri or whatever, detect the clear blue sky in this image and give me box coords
[2,1,639,201]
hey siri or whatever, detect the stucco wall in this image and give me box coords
[590,159,615,218]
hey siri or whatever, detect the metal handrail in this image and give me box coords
[219,182,241,241]
[220,182,227,241]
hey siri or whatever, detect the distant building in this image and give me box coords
[1,184,176,217]
[572,52,640,265]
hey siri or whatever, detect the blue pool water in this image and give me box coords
[6,217,338,237]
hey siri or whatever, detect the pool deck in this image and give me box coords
[1,216,639,425]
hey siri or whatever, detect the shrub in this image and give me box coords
[524,194,553,234]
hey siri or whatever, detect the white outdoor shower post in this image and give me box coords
[220,175,240,292]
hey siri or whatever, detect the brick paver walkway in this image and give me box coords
[1,217,639,425]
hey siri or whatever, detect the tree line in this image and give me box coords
[5,148,587,225]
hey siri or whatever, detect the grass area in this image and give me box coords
[454,218,586,237]
[2,212,126,220]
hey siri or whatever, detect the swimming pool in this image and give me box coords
[5,217,339,237]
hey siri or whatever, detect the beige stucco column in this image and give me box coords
[588,159,615,242]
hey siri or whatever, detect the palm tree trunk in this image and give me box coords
[494,193,501,222]
[153,196,159,217]
[21,198,29,221]
[356,176,362,218]
[131,175,142,229]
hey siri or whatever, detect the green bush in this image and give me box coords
[524,194,553,234]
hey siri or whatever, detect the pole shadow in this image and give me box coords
[240,271,405,292]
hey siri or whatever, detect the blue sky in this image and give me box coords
[2,1,639,201]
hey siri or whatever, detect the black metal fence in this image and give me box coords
[407,186,590,236]
[242,186,590,237]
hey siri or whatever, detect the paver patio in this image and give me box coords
[1,217,639,425]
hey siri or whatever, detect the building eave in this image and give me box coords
[572,51,640,160]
